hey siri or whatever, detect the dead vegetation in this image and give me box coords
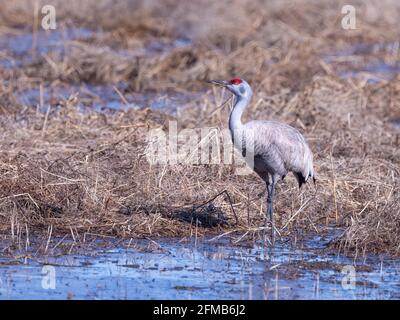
[0,0,399,256]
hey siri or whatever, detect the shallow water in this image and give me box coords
[338,62,400,84]
[324,42,400,83]
[15,83,200,113]
[390,119,400,130]
[0,28,93,68]
[0,28,196,112]
[0,27,191,69]
[0,233,399,300]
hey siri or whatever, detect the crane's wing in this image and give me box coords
[245,120,315,185]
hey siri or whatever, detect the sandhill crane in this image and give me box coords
[208,78,315,243]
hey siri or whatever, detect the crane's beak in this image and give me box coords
[207,80,229,87]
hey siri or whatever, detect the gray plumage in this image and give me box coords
[243,120,315,187]
[208,78,315,243]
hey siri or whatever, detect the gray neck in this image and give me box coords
[229,95,250,135]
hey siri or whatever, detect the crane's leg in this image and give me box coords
[267,177,276,244]
[262,176,270,251]
[263,181,269,250]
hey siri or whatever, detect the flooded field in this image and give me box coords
[14,82,200,113]
[1,232,399,300]
[0,27,200,114]
[324,42,400,83]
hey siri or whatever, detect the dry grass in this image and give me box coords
[0,0,399,255]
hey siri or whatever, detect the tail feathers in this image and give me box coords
[294,172,316,188]
[294,172,306,188]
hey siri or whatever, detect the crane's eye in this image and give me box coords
[230,78,242,85]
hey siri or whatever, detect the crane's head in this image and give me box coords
[207,78,252,100]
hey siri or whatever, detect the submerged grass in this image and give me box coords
[0,0,399,255]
